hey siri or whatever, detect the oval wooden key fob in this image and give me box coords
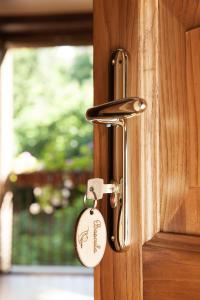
[75,208,107,268]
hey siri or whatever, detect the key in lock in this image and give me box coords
[86,178,120,202]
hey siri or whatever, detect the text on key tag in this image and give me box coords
[75,208,107,267]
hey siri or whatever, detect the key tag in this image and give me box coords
[75,193,107,268]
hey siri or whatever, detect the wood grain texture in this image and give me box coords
[93,1,141,298]
[138,0,159,242]
[184,28,200,234]
[93,0,159,299]
[187,28,200,187]
[159,0,200,233]
[143,232,200,300]
[159,0,187,232]
[162,0,200,29]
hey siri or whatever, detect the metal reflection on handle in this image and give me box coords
[86,49,147,252]
[86,97,146,125]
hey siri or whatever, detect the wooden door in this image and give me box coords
[93,0,200,299]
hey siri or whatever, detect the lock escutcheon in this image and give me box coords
[86,49,147,252]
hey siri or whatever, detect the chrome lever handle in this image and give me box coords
[86,97,146,126]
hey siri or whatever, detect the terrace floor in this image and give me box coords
[0,266,93,300]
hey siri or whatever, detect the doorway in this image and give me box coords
[0,42,94,300]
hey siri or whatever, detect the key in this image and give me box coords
[86,178,118,200]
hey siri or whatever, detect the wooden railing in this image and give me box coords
[13,170,91,188]
[0,170,92,268]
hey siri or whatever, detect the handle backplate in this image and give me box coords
[86,49,147,252]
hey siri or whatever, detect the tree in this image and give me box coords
[13,46,93,171]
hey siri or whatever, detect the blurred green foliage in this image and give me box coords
[13,46,93,171]
[12,47,93,265]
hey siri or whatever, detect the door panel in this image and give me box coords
[159,0,200,234]
[186,28,200,233]
[93,0,200,299]
[159,0,188,232]
[143,233,200,300]
[187,29,200,187]
[143,1,200,299]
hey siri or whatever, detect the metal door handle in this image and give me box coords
[86,97,146,125]
[86,49,147,252]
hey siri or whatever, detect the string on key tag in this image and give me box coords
[83,186,98,210]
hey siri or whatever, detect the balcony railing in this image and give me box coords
[0,170,92,269]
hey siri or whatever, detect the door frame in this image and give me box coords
[0,13,92,48]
